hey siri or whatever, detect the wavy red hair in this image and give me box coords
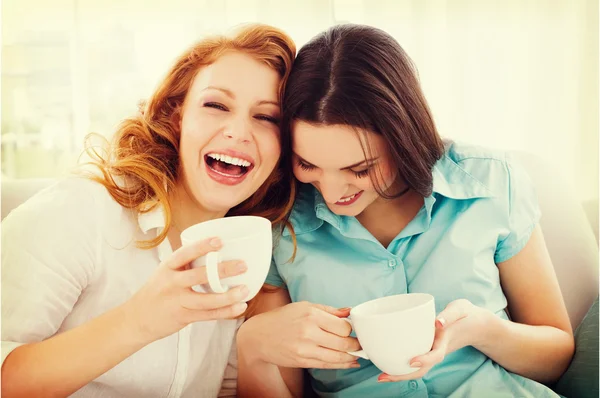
[83,24,296,245]
[81,24,298,316]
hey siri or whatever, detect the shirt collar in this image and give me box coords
[137,203,166,233]
[430,154,495,200]
[286,153,495,237]
[137,203,174,262]
[311,153,495,234]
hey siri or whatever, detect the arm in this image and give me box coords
[2,305,151,398]
[237,286,301,398]
[382,226,574,385]
[237,286,360,398]
[476,225,574,383]
[2,212,248,398]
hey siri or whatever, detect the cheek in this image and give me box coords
[356,177,377,192]
[293,167,313,183]
[371,164,398,189]
[258,132,282,168]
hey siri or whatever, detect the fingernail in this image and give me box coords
[209,238,221,248]
[411,362,422,368]
[378,374,391,382]
[235,285,249,299]
[351,362,361,368]
[233,302,248,313]
[236,261,247,271]
[436,317,446,328]
[337,307,352,312]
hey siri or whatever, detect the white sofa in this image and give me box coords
[1,154,598,329]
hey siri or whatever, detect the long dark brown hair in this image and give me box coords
[282,24,445,198]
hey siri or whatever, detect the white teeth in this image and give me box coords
[338,193,358,203]
[207,153,251,167]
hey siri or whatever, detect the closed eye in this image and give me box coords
[255,114,279,124]
[297,159,315,172]
[352,169,370,178]
[204,102,228,111]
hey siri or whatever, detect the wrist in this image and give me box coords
[237,317,266,365]
[116,301,156,348]
[469,308,503,351]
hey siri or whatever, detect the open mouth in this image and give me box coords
[204,153,254,178]
[335,191,364,206]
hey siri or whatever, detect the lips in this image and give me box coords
[203,149,256,186]
[334,191,364,206]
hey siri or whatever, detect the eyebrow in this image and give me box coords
[295,153,379,170]
[203,86,279,107]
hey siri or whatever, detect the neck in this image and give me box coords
[168,183,227,236]
[356,181,424,247]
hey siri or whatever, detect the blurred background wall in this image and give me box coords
[2,0,598,201]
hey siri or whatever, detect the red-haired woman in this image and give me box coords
[1,23,296,398]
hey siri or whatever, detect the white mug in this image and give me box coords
[344,293,436,375]
[180,216,272,302]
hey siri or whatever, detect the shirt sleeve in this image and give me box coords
[264,257,285,288]
[1,179,100,365]
[494,156,542,263]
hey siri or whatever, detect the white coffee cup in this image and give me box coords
[180,216,272,302]
[344,293,435,375]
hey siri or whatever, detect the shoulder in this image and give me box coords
[2,177,131,242]
[282,183,323,236]
[444,141,524,198]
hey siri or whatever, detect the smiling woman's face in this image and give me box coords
[177,50,282,214]
[292,121,398,216]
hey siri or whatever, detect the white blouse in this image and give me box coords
[1,178,240,397]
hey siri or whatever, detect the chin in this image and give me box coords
[204,195,249,213]
[328,205,364,217]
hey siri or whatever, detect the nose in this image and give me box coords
[223,115,253,143]
[318,173,349,204]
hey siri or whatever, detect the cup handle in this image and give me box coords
[342,318,369,360]
[206,251,228,293]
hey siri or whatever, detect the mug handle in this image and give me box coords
[206,251,228,293]
[342,318,369,360]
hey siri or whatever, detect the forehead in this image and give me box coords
[189,51,280,101]
[292,121,386,168]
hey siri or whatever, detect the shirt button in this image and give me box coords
[409,380,418,390]
[388,259,397,267]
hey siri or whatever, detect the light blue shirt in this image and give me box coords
[267,142,560,397]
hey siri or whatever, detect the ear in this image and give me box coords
[170,105,183,131]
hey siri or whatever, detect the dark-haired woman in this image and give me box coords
[237,24,573,398]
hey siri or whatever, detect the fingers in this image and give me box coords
[436,299,471,327]
[175,260,247,287]
[308,307,353,337]
[313,303,352,318]
[190,301,249,322]
[298,359,360,370]
[378,368,428,382]
[380,330,447,383]
[410,345,445,370]
[295,343,360,367]
[312,327,361,352]
[164,237,222,270]
[180,285,249,310]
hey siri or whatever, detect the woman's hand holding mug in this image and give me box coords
[123,237,250,344]
[377,298,489,382]
[238,301,362,369]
